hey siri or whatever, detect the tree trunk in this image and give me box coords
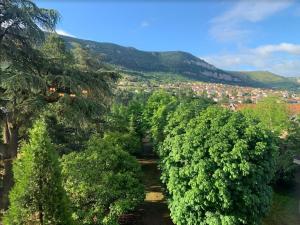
[0,121,19,211]
[0,157,13,211]
[39,210,44,225]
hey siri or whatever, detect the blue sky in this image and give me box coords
[36,0,300,76]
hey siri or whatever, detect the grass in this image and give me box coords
[263,191,299,225]
[263,168,300,225]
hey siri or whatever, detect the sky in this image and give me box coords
[36,0,300,77]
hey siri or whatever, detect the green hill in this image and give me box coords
[234,71,300,90]
[60,36,250,85]
[59,35,300,90]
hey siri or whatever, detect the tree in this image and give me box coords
[143,91,178,144]
[61,135,144,225]
[106,93,146,136]
[103,131,141,155]
[276,119,300,183]
[127,95,147,139]
[143,90,176,126]
[37,35,118,152]
[242,96,290,135]
[161,107,277,225]
[159,97,213,178]
[163,97,214,139]
[0,34,118,209]
[106,104,132,133]
[0,0,59,210]
[3,119,72,225]
[241,96,299,183]
[0,0,59,65]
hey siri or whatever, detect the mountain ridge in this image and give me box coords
[59,35,299,90]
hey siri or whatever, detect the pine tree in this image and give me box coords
[0,0,59,65]
[0,0,59,209]
[3,119,73,225]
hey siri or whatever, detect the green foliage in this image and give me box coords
[126,95,147,138]
[60,36,300,89]
[164,97,214,137]
[42,109,93,154]
[276,120,300,183]
[0,0,59,65]
[106,104,132,133]
[241,97,299,183]
[159,97,213,160]
[0,34,118,141]
[103,131,141,154]
[161,107,277,225]
[237,71,300,90]
[141,72,193,83]
[61,135,145,225]
[3,120,72,225]
[0,34,118,155]
[107,95,146,136]
[242,97,290,135]
[143,90,178,144]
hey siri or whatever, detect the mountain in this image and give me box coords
[234,71,300,90]
[60,36,249,84]
[60,35,299,90]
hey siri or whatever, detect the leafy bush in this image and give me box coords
[61,136,144,225]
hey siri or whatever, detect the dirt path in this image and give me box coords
[137,139,174,225]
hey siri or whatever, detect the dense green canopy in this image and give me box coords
[61,135,144,225]
[241,96,300,183]
[143,90,179,144]
[161,107,277,225]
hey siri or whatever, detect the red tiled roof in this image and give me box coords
[288,104,300,115]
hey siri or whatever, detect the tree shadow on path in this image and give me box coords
[137,138,174,225]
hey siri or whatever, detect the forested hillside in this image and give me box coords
[61,35,300,90]
[61,36,246,84]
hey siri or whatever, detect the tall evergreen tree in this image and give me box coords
[0,34,118,210]
[3,119,72,225]
[0,0,59,65]
[0,0,59,210]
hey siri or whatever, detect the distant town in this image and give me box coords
[118,80,300,104]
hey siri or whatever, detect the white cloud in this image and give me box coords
[253,43,300,56]
[140,21,150,28]
[210,0,293,42]
[202,43,300,76]
[271,60,300,76]
[55,29,76,38]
